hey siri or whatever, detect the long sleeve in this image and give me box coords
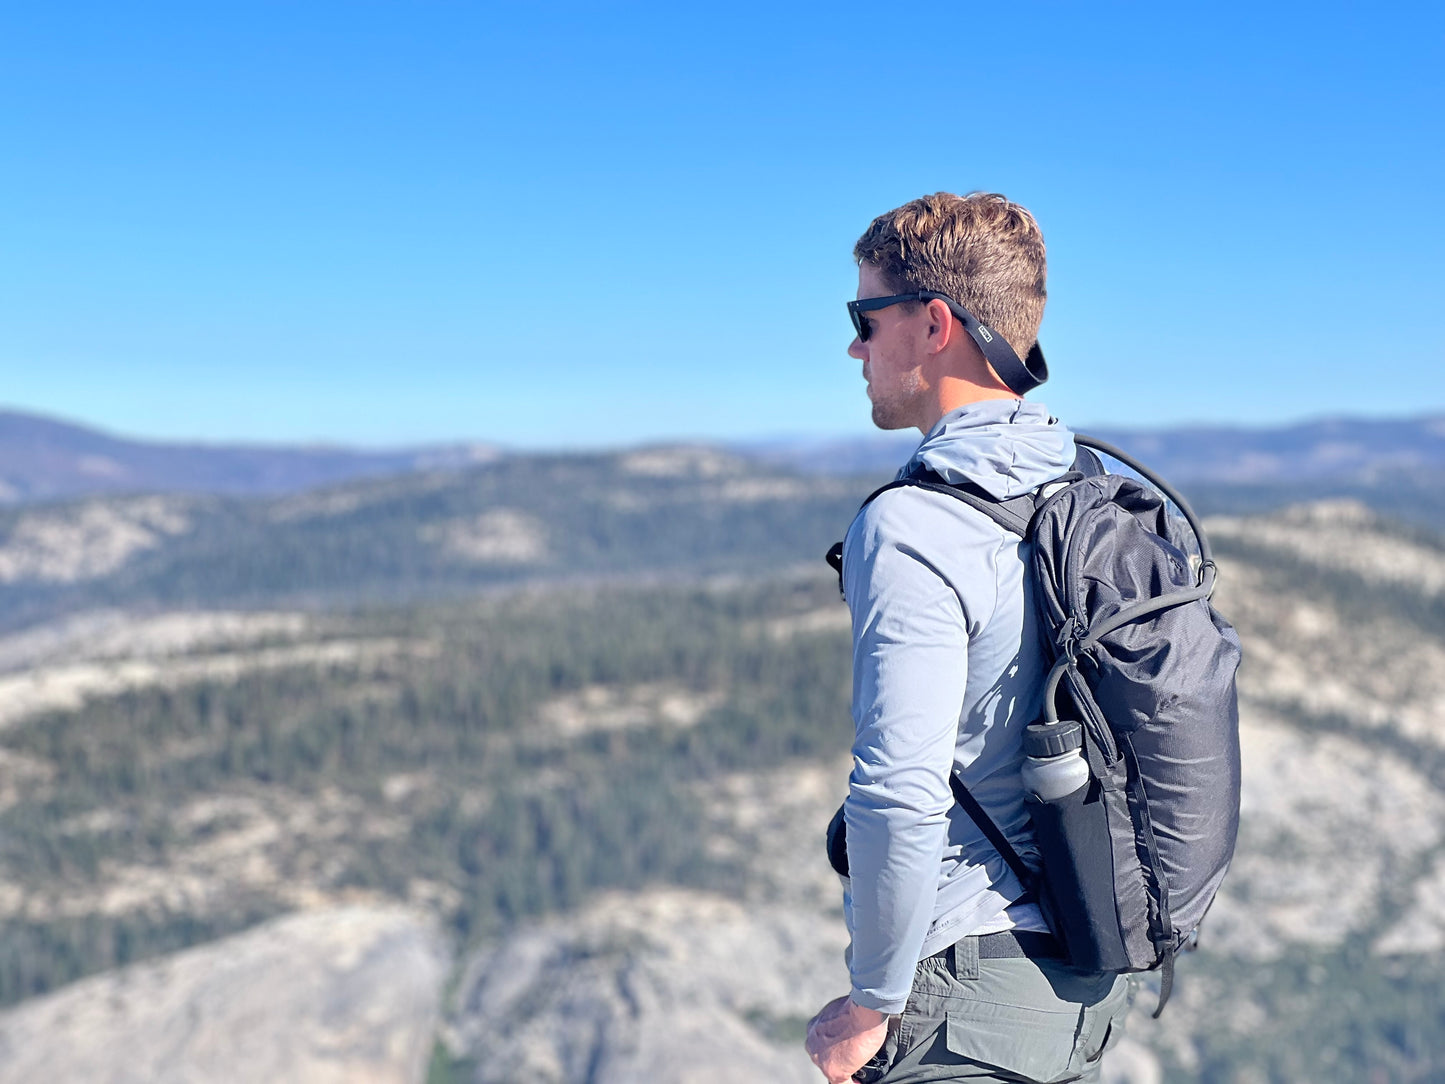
[841,490,998,1014]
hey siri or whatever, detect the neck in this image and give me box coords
[916,376,1020,434]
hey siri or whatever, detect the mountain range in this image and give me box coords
[744,414,1445,483]
[0,410,498,503]
[4,407,1445,504]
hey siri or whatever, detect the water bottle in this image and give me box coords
[1020,717,1117,972]
[1020,719,1090,801]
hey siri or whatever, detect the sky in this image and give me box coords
[1,1,1442,450]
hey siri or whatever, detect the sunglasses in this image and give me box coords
[845,289,1049,395]
[847,291,963,343]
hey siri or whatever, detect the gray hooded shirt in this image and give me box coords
[841,398,1076,1014]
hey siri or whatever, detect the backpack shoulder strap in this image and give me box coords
[870,466,1038,537]
[1072,443,1106,478]
[824,465,1056,589]
[949,772,1037,897]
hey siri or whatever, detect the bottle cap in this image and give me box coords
[1024,719,1084,758]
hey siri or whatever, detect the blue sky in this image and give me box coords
[1,1,1441,449]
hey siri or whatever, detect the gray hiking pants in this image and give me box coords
[856,935,1130,1083]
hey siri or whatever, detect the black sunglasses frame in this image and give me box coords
[848,291,958,343]
[845,290,1049,395]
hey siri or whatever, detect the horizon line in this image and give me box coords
[2,402,1443,457]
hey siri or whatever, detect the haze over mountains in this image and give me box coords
[0,410,499,504]
[5,407,1445,504]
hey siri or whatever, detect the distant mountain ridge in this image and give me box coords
[5,407,1445,506]
[0,410,497,503]
[733,414,1445,483]
[1086,414,1445,482]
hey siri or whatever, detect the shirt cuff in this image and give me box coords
[851,986,909,1016]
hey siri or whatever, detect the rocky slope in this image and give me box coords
[0,906,448,1084]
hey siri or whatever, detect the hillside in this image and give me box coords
[7,431,1445,640]
[0,447,1440,1081]
[0,446,870,632]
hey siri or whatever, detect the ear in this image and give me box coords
[922,298,959,354]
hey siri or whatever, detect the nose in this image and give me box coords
[847,336,866,361]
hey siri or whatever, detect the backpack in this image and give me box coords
[825,434,1242,1016]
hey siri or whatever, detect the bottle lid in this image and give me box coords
[1024,719,1084,758]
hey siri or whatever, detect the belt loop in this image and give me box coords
[951,936,980,980]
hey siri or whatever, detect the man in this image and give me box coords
[806,193,1129,1084]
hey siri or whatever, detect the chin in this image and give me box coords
[870,404,910,431]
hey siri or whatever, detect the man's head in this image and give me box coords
[848,192,1048,432]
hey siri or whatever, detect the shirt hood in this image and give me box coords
[901,398,1075,499]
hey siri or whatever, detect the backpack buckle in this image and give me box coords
[1056,616,1083,659]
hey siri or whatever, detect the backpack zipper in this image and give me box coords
[1057,484,1121,765]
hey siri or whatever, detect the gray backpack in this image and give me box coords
[826,435,1242,1015]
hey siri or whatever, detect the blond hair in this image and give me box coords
[853,192,1047,360]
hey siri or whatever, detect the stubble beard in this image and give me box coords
[868,371,924,432]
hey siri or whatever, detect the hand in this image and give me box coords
[805,994,889,1083]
